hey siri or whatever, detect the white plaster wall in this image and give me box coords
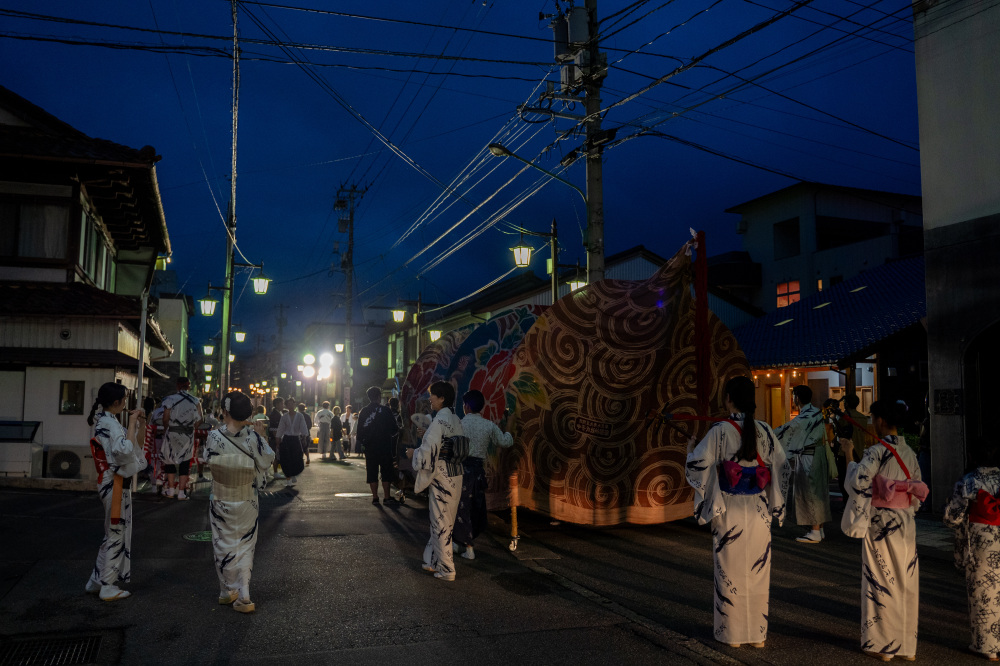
[23,367,115,448]
[0,371,25,420]
[914,0,1000,229]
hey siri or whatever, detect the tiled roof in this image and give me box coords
[0,281,172,352]
[731,256,925,368]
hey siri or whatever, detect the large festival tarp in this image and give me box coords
[492,245,751,525]
[449,304,547,421]
[399,324,477,418]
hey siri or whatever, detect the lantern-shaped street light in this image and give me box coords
[203,344,215,355]
[428,330,442,342]
[251,269,271,295]
[234,330,246,343]
[198,294,219,316]
[303,354,315,365]
[568,279,587,292]
[392,309,406,323]
[360,357,370,367]
[204,363,213,372]
[334,343,345,353]
[511,241,532,268]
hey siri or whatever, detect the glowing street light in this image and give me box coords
[204,363,213,372]
[360,357,370,367]
[302,366,316,378]
[198,294,218,317]
[392,309,406,323]
[203,344,215,355]
[511,241,532,267]
[303,353,316,365]
[317,366,332,380]
[234,330,246,343]
[428,330,442,342]
[319,353,334,367]
[568,280,587,291]
[334,343,345,353]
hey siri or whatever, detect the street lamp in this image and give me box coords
[428,330,442,342]
[251,267,271,295]
[487,142,597,283]
[319,353,334,367]
[234,330,246,343]
[204,363,213,372]
[511,218,561,305]
[511,239,533,268]
[334,343,345,353]
[392,309,406,323]
[360,357,370,367]
[203,344,215,355]
[198,293,218,316]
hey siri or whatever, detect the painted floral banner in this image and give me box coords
[399,323,476,418]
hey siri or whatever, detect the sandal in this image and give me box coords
[218,590,239,605]
[99,586,131,601]
[233,598,255,613]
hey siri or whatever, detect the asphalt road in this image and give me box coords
[0,457,983,665]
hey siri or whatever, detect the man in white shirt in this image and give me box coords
[276,397,308,487]
[161,377,203,500]
[315,401,335,460]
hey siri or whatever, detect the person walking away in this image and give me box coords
[943,437,1000,661]
[456,390,514,559]
[407,381,468,581]
[685,376,790,649]
[276,399,308,487]
[345,405,359,456]
[330,406,346,461]
[297,403,313,465]
[268,398,285,480]
[161,377,203,500]
[86,382,147,601]
[823,398,849,510]
[775,385,831,543]
[357,387,400,505]
[315,401,334,460]
[840,399,927,662]
[205,390,274,613]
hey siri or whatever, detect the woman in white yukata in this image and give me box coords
[205,390,274,613]
[408,381,467,582]
[944,437,1000,661]
[685,376,790,649]
[840,399,928,662]
[86,382,148,601]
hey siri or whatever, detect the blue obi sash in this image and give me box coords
[718,462,766,495]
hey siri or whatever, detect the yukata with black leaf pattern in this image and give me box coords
[944,466,1000,659]
[842,436,924,660]
[89,411,147,590]
[412,406,465,579]
[685,416,790,646]
[205,425,274,602]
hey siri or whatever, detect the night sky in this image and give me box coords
[0,0,921,352]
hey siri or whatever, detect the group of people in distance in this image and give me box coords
[87,383,272,611]
[686,375,1000,662]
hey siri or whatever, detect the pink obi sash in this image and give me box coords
[871,474,929,509]
[969,489,1000,525]
[721,460,771,491]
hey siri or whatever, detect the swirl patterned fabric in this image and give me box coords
[400,324,477,418]
[493,245,750,525]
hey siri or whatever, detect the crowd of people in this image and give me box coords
[85,374,1000,661]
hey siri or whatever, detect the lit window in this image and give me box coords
[777,281,800,308]
[817,279,823,292]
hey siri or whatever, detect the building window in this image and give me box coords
[777,281,800,308]
[773,217,800,260]
[0,200,70,259]
[817,279,823,292]
[59,380,86,415]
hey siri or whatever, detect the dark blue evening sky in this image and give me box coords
[0,0,920,350]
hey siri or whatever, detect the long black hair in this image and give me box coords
[87,382,127,426]
[725,376,758,462]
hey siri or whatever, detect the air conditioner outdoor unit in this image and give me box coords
[45,444,98,481]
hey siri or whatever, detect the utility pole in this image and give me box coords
[275,303,287,393]
[584,0,605,284]
[532,2,607,284]
[335,184,367,407]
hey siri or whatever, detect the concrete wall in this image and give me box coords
[914,0,1000,509]
[914,0,1000,230]
[0,370,25,420]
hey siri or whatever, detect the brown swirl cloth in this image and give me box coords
[490,244,750,525]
